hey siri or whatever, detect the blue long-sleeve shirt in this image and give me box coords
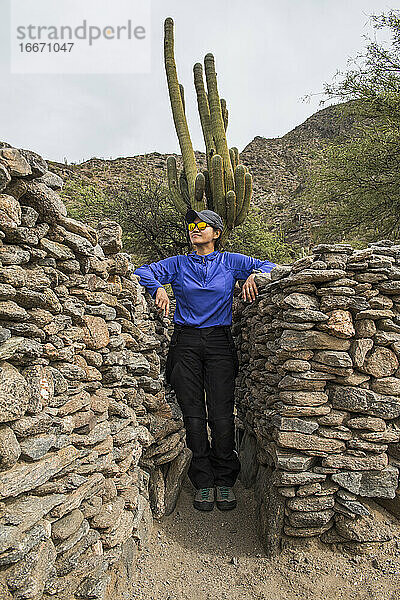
[133,249,276,328]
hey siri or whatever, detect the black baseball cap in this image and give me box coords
[185,209,224,231]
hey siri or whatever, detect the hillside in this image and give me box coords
[48,101,359,250]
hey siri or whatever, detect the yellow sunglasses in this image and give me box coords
[188,221,209,232]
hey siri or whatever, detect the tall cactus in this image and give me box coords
[164,17,252,248]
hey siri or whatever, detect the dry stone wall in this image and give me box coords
[233,241,400,554]
[0,142,190,600]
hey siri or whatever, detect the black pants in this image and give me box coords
[166,324,241,489]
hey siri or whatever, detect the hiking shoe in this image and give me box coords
[193,487,215,511]
[215,486,237,511]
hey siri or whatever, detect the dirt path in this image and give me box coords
[131,477,400,600]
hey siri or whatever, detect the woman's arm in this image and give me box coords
[226,252,276,281]
[133,256,179,298]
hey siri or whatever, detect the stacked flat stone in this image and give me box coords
[233,241,400,553]
[0,143,190,600]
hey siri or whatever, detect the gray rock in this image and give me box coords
[355,318,376,337]
[273,471,326,486]
[97,221,123,255]
[287,495,334,511]
[0,163,11,192]
[91,497,125,529]
[350,338,374,368]
[280,329,351,351]
[331,386,400,419]
[55,529,100,576]
[0,245,30,265]
[55,519,90,554]
[0,445,79,500]
[346,416,386,431]
[322,453,388,471]
[282,292,319,310]
[275,431,345,454]
[55,226,95,257]
[0,495,64,542]
[22,365,54,412]
[85,303,117,321]
[24,181,67,223]
[312,243,353,254]
[313,350,352,368]
[287,509,334,528]
[335,498,370,516]
[6,538,56,598]
[20,206,39,227]
[271,448,315,472]
[284,269,346,286]
[0,520,51,566]
[0,338,42,366]
[279,391,328,406]
[272,416,318,434]
[19,148,48,177]
[0,328,11,343]
[371,377,400,395]
[39,237,75,260]
[164,448,192,516]
[37,171,63,190]
[377,281,400,294]
[0,148,31,177]
[20,433,57,460]
[102,509,134,549]
[362,346,398,377]
[0,361,30,423]
[0,425,20,470]
[286,309,328,323]
[332,466,399,498]
[75,571,110,599]
[51,473,105,519]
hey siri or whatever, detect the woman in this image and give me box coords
[133,208,276,512]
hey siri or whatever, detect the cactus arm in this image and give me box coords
[204,53,234,194]
[235,172,252,226]
[193,63,216,188]
[220,98,228,131]
[203,169,213,210]
[211,154,226,221]
[194,172,206,210]
[179,83,185,114]
[234,164,246,215]
[164,17,197,204]
[229,148,236,171]
[220,190,236,248]
[167,156,188,215]
[226,189,236,229]
[179,172,190,206]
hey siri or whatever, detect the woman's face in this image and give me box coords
[189,218,220,247]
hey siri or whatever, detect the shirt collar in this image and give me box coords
[188,250,220,262]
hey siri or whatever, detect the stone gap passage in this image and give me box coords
[1,141,400,598]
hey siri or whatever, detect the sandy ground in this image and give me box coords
[130,477,400,600]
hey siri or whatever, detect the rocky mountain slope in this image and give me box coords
[48,101,359,250]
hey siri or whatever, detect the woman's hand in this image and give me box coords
[241,273,259,302]
[155,286,170,317]
[241,272,271,302]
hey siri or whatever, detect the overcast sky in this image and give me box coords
[0,0,395,163]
